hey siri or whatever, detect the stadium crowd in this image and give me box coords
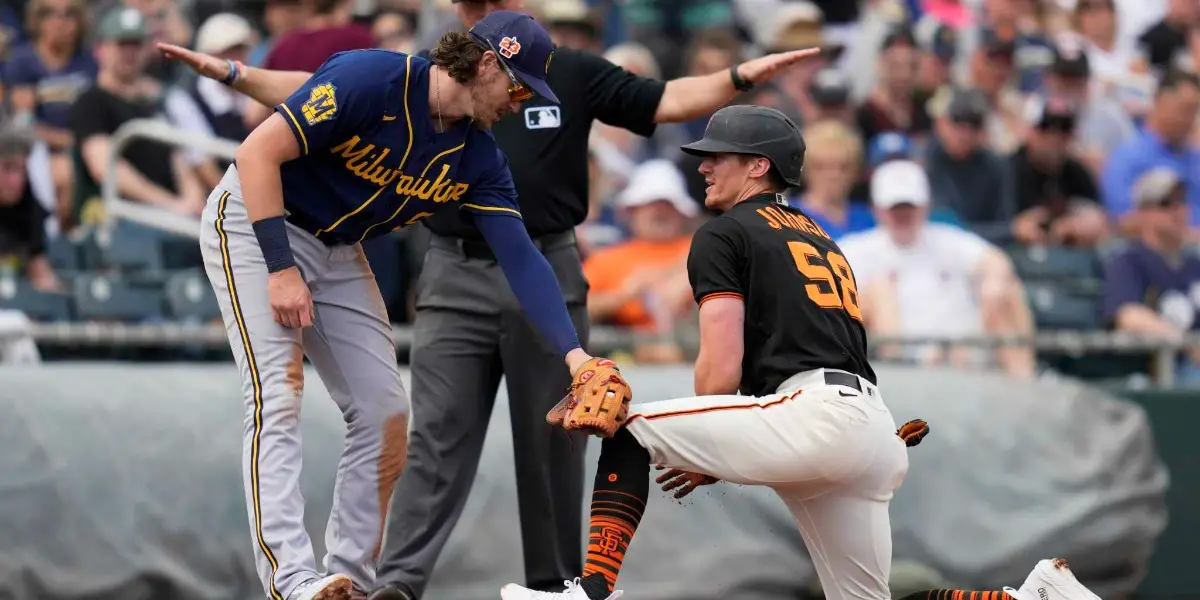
[0,0,1199,383]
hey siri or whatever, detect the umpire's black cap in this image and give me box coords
[680,105,806,187]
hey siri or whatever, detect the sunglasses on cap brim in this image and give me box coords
[470,33,534,103]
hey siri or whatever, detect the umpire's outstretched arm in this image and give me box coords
[160,43,829,127]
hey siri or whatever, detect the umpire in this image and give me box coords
[371,3,819,598]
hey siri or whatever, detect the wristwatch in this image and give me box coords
[730,65,754,92]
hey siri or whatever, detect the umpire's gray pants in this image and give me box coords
[199,170,410,600]
[376,232,590,597]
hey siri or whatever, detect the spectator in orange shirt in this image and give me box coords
[583,159,699,363]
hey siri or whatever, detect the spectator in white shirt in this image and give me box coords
[839,159,1037,378]
[163,12,252,190]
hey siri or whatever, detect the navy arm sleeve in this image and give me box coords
[476,211,581,356]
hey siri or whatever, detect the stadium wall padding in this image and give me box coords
[0,364,1177,600]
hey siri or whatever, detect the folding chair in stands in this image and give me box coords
[46,236,81,271]
[71,273,165,322]
[1006,244,1102,281]
[1024,280,1102,330]
[82,222,166,274]
[164,269,220,321]
[0,277,73,322]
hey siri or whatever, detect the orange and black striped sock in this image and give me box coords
[898,590,1017,600]
[579,428,650,600]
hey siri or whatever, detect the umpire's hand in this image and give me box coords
[269,266,315,328]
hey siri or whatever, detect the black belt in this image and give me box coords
[431,231,577,261]
[824,370,871,395]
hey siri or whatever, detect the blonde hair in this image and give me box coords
[802,120,864,165]
[26,0,89,48]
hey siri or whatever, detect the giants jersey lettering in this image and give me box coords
[687,194,875,397]
[273,49,521,246]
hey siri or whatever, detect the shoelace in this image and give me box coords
[519,578,625,599]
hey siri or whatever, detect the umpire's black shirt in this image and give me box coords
[423,47,667,240]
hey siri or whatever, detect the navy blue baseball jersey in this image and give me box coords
[273,49,521,245]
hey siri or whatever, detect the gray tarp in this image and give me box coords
[0,364,1168,600]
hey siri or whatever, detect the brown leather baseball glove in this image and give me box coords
[546,357,632,438]
[898,419,929,447]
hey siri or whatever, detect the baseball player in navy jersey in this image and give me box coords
[162,12,625,600]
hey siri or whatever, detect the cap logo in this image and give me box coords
[545,50,554,75]
[498,36,521,59]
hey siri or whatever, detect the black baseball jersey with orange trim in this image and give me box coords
[687,193,875,396]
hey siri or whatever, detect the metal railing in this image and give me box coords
[1,322,1191,382]
[101,119,238,239]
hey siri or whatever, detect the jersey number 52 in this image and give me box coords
[788,241,863,322]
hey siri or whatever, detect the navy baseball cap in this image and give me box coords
[469,10,560,104]
[867,132,913,166]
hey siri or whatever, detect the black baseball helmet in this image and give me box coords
[680,105,806,187]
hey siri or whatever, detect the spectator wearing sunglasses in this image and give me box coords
[1102,68,1200,236]
[1103,167,1200,385]
[924,85,1017,241]
[1010,95,1108,248]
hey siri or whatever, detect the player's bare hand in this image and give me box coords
[736,47,823,85]
[655,467,718,499]
[157,42,231,82]
[268,267,315,329]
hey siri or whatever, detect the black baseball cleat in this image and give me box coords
[367,583,416,600]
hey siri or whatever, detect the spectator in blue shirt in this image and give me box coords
[3,0,95,228]
[1103,167,1200,385]
[789,120,876,239]
[6,0,96,136]
[1101,68,1200,234]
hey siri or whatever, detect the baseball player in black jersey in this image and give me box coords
[501,105,924,600]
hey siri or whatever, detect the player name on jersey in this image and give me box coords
[756,204,833,241]
[330,135,471,203]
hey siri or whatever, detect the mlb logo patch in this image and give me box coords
[525,106,561,129]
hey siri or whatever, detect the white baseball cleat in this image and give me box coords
[1003,558,1102,600]
[500,578,624,600]
[290,574,354,600]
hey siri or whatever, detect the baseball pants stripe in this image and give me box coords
[215,189,284,600]
[625,369,909,600]
[202,166,412,599]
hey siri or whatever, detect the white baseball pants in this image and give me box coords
[625,369,910,600]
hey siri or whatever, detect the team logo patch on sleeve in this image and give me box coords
[302,82,338,125]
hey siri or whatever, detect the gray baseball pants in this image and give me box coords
[199,170,410,600]
[375,232,589,597]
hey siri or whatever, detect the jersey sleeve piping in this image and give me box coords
[698,291,745,307]
[462,203,523,218]
[276,103,310,155]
